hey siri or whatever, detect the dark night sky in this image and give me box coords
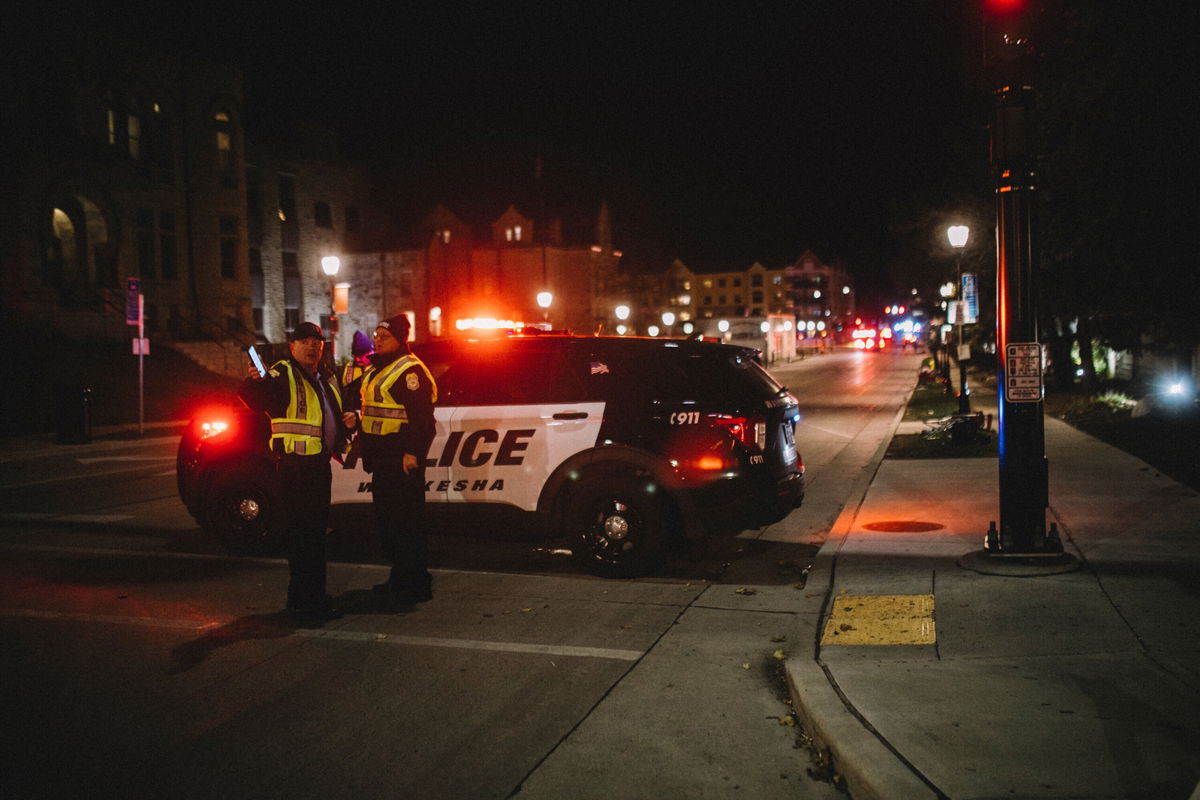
[30,1,979,299]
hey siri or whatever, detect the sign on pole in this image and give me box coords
[961,273,978,324]
[1004,342,1042,402]
[126,278,141,325]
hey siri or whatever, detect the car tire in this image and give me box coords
[567,475,671,578]
[201,462,284,556]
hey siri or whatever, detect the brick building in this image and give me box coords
[333,201,623,347]
[2,41,254,347]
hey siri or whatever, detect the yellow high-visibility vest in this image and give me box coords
[269,361,343,456]
[360,354,437,436]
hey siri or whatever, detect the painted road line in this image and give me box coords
[0,607,644,662]
[0,464,175,489]
[820,593,936,646]
[298,629,643,661]
[75,456,178,464]
[0,512,135,524]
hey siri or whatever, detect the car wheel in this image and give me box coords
[202,463,284,556]
[568,475,670,578]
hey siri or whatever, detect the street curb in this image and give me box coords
[786,367,943,800]
[785,658,937,800]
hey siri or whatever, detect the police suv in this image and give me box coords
[177,334,805,577]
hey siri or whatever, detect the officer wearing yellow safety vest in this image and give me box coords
[238,321,356,622]
[345,313,437,605]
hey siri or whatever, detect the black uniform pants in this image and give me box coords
[370,464,431,591]
[279,456,332,609]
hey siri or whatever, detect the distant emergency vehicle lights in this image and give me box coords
[851,327,888,350]
[456,317,528,331]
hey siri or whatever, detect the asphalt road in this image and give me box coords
[0,349,922,799]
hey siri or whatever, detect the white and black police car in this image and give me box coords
[177,334,805,577]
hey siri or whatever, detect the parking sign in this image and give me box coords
[1005,342,1042,402]
[126,278,141,325]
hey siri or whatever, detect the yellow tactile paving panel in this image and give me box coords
[820,593,936,646]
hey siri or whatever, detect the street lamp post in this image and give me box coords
[661,311,675,337]
[948,225,971,413]
[536,290,553,328]
[321,256,340,361]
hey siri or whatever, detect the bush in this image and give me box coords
[1058,391,1136,429]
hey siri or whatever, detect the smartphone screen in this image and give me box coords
[246,345,267,377]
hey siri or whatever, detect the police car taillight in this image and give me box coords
[201,420,229,438]
[199,419,230,439]
[712,415,767,450]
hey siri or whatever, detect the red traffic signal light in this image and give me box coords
[983,0,1027,16]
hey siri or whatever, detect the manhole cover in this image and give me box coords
[863,521,945,532]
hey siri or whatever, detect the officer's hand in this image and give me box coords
[402,453,419,475]
[342,411,358,429]
[247,361,265,380]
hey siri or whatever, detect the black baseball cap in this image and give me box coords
[288,322,325,342]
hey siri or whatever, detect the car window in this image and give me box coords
[446,343,586,406]
[581,346,701,403]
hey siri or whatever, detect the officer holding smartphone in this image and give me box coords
[238,323,357,622]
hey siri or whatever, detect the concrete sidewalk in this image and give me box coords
[786,387,1200,799]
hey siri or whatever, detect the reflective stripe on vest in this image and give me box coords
[360,354,436,436]
[269,361,343,456]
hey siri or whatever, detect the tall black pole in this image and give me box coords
[956,250,971,414]
[989,83,1058,555]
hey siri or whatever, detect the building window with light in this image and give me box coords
[283,250,300,332]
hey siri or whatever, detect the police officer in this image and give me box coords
[350,313,437,604]
[238,322,355,621]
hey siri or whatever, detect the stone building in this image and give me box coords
[333,201,623,347]
[245,127,388,361]
[2,40,253,350]
[2,36,391,374]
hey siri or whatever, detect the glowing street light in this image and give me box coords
[947,224,970,412]
[614,304,631,321]
[320,256,340,359]
[536,291,553,325]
